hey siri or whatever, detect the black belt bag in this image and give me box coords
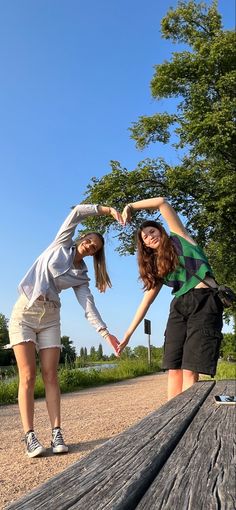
[179,264,236,309]
[216,285,236,308]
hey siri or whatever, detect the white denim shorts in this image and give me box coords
[9,294,61,351]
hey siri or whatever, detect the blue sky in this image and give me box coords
[0,0,234,355]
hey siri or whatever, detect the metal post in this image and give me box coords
[144,319,152,366]
[147,333,151,366]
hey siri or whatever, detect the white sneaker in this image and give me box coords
[25,431,46,458]
[51,427,68,454]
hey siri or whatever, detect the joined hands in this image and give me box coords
[107,202,134,355]
[108,204,133,226]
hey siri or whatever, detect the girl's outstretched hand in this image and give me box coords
[109,207,124,225]
[106,334,121,357]
[121,204,132,225]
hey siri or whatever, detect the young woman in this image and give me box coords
[9,203,122,457]
[118,197,223,400]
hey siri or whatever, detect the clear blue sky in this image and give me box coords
[0,0,234,355]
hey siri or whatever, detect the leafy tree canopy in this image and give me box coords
[80,159,170,254]
[79,1,236,313]
[60,336,76,365]
[220,333,236,361]
[0,313,9,346]
[0,313,15,366]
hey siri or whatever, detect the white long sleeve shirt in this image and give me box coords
[18,204,107,332]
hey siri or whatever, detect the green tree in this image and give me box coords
[120,346,134,359]
[80,0,235,324]
[90,346,97,361]
[0,314,9,346]
[60,336,76,365]
[0,313,15,366]
[97,343,103,360]
[133,344,164,363]
[151,346,164,363]
[109,352,117,360]
[220,333,236,361]
[133,345,148,359]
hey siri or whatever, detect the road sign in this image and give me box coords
[144,319,151,335]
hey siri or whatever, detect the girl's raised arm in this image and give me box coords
[122,197,195,243]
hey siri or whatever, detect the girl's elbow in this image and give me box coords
[154,197,168,208]
[158,197,168,205]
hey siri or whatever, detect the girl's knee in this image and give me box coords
[41,369,58,385]
[19,370,36,389]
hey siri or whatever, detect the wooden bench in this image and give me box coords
[6,380,235,510]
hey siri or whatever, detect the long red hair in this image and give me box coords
[137,221,178,290]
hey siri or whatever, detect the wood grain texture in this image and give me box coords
[6,381,214,510]
[136,380,236,510]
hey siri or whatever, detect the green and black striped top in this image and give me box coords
[163,232,214,298]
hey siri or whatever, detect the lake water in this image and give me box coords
[78,363,117,372]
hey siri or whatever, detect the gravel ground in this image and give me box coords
[0,372,168,509]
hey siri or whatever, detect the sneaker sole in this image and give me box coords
[27,446,46,458]
[52,445,69,454]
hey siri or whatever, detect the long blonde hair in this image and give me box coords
[137,221,178,290]
[76,233,112,293]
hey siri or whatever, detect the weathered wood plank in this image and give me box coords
[136,380,236,510]
[6,381,214,510]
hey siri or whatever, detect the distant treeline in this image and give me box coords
[0,313,235,370]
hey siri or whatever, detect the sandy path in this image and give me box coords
[0,372,168,509]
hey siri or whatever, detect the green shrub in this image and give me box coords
[0,359,161,405]
[215,361,236,380]
[201,361,236,380]
[0,377,18,404]
[34,375,45,399]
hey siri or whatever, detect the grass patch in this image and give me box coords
[1,359,234,406]
[0,377,19,405]
[200,361,236,380]
[0,359,161,405]
[59,359,160,393]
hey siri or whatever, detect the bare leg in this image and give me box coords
[167,369,183,400]
[182,369,199,392]
[13,342,36,433]
[39,347,61,429]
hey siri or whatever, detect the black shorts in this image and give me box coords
[162,288,223,376]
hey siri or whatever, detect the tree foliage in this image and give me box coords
[89,346,97,360]
[97,343,103,360]
[80,159,170,254]
[0,314,9,346]
[220,333,236,361]
[80,1,235,296]
[60,336,77,365]
[0,313,15,366]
